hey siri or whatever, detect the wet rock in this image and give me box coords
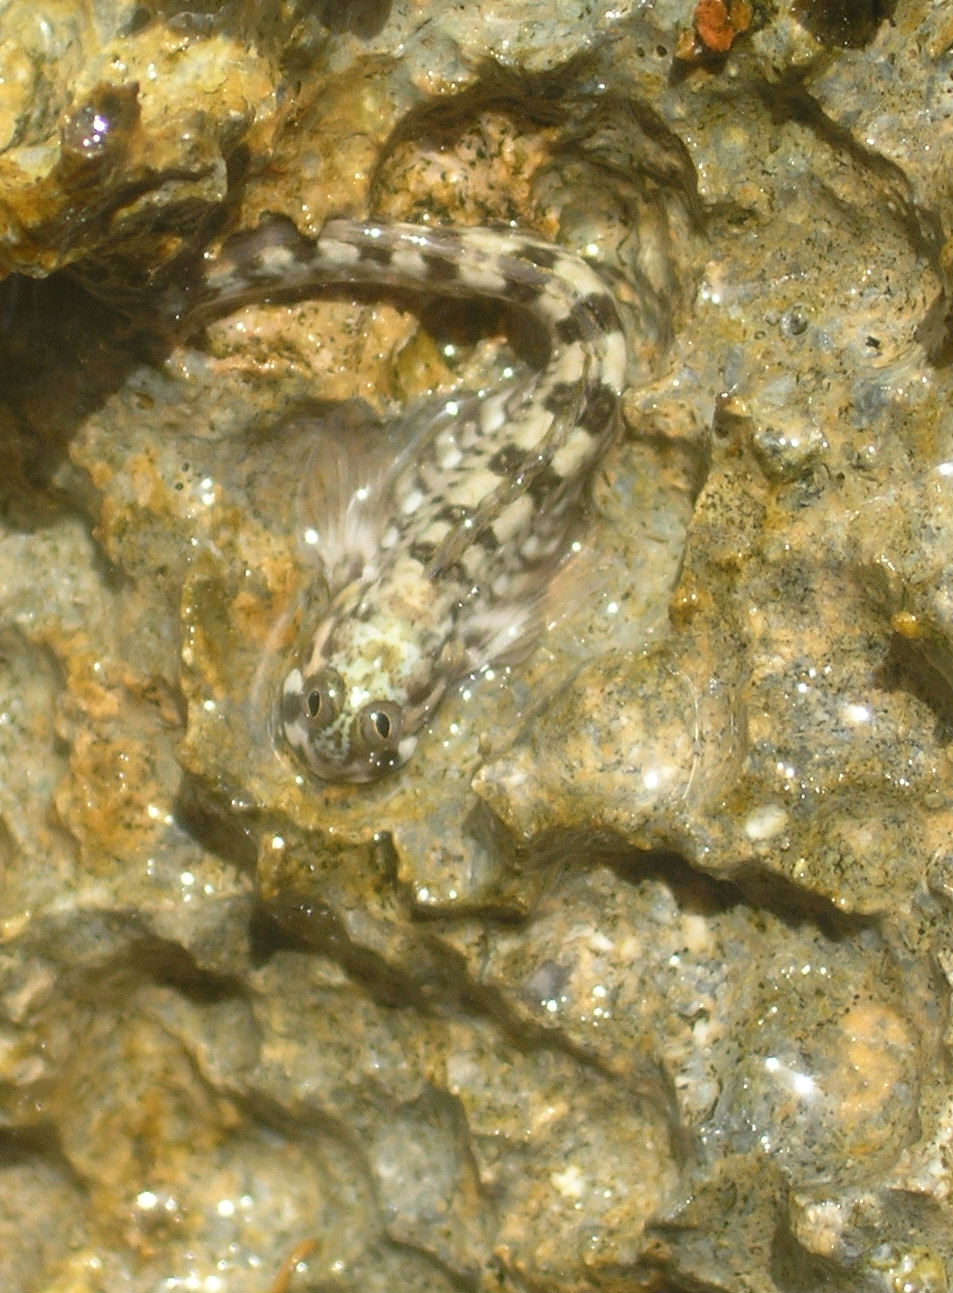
[0,1,949,1290]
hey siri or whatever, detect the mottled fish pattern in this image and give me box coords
[188,217,627,782]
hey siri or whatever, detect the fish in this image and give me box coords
[187,216,627,782]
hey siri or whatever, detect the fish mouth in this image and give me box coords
[290,733,418,784]
[336,733,419,783]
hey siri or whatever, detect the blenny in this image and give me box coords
[189,217,626,782]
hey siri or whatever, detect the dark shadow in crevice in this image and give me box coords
[0,132,251,506]
[793,0,896,49]
[249,900,314,967]
[60,932,249,1010]
[310,0,393,39]
[252,889,442,1014]
[722,862,880,941]
[769,1216,863,1293]
[0,1122,92,1201]
[0,271,184,518]
[0,1122,71,1170]
[126,2,393,55]
[524,828,880,941]
[0,275,149,486]
[915,285,952,367]
[131,935,249,1004]
[875,632,953,744]
[171,773,260,875]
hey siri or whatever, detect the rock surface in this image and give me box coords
[0,1,949,1290]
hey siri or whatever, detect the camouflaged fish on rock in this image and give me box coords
[188,217,627,782]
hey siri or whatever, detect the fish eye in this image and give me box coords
[354,701,402,751]
[300,666,345,730]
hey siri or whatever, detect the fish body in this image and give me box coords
[191,218,627,782]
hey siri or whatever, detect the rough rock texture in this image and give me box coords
[0,1,950,1290]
